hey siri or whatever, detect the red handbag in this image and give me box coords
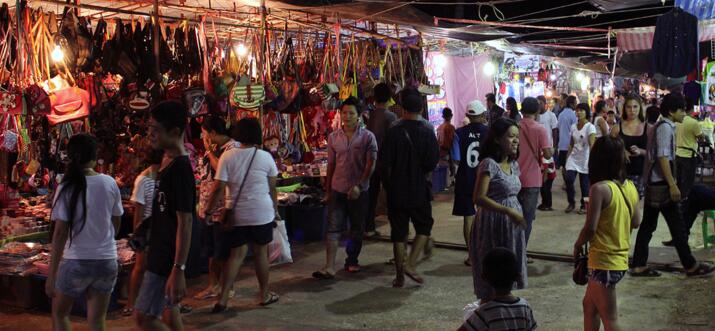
[25,85,51,115]
[47,87,90,125]
[0,92,23,115]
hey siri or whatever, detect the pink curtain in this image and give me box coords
[444,54,494,126]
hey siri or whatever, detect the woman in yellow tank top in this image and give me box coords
[573,136,642,331]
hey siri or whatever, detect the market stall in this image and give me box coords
[0,0,435,311]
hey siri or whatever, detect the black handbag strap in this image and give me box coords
[229,147,258,210]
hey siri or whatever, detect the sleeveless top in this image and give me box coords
[589,180,639,271]
[619,122,647,176]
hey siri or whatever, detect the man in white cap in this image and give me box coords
[450,100,489,266]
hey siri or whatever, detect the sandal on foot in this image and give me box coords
[260,292,280,306]
[404,270,424,284]
[686,262,715,277]
[120,307,134,317]
[630,268,661,277]
[312,270,335,280]
[392,277,405,288]
[211,304,228,314]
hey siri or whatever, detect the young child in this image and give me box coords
[459,248,538,331]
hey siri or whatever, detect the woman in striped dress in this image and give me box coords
[470,118,528,301]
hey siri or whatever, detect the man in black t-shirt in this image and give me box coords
[135,100,196,331]
[380,87,439,288]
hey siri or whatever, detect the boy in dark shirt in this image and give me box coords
[135,100,196,331]
[380,87,439,288]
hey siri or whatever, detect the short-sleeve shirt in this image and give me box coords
[198,140,240,219]
[565,122,596,174]
[517,117,551,188]
[537,111,558,140]
[51,174,124,260]
[557,107,578,151]
[462,297,537,331]
[675,116,702,158]
[216,148,278,226]
[327,127,378,194]
[589,180,639,271]
[130,174,155,220]
[147,156,196,277]
[649,118,676,183]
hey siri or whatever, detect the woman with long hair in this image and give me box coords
[505,97,522,123]
[46,134,124,331]
[611,95,647,198]
[573,136,641,331]
[470,118,527,302]
[593,100,610,138]
[565,103,597,214]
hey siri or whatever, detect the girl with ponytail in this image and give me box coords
[46,134,125,331]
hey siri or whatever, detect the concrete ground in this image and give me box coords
[2,176,715,330]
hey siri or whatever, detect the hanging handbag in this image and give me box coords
[230,81,266,110]
[25,84,51,115]
[0,92,22,115]
[47,87,90,125]
[183,87,208,117]
[220,147,258,229]
[573,243,589,286]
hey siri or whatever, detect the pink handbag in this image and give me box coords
[48,87,90,125]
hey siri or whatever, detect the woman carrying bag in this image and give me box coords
[573,136,640,331]
[202,118,281,313]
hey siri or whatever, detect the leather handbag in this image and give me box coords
[47,87,90,125]
[573,243,589,286]
[220,148,258,229]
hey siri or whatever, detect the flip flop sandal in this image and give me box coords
[686,262,715,277]
[630,268,661,277]
[392,277,405,288]
[260,292,280,306]
[312,270,335,280]
[404,270,424,284]
[211,304,228,314]
[120,307,133,316]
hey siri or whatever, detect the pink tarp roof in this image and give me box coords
[615,19,715,52]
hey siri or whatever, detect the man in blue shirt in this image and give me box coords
[556,95,578,171]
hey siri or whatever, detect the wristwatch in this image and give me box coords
[173,263,186,271]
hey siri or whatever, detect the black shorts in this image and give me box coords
[388,203,434,242]
[200,221,230,260]
[223,222,275,248]
[452,194,475,217]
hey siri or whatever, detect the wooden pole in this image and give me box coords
[259,0,266,124]
[153,0,160,81]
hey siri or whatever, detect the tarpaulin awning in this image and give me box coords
[615,19,715,52]
[676,0,715,20]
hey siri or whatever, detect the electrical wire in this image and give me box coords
[511,13,663,40]
[502,0,589,22]
[509,5,671,25]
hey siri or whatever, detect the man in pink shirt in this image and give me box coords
[517,97,553,247]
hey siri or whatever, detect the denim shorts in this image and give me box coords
[56,259,118,298]
[589,269,626,288]
[134,271,177,317]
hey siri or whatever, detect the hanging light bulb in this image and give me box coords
[235,43,248,57]
[51,45,64,62]
[483,61,496,76]
[575,72,584,81]
[549,73,557,81]
[546,90,553,98]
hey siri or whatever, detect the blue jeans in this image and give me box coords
[518,187,540,246]
[56,259,118,298]
[565,170,589,207]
